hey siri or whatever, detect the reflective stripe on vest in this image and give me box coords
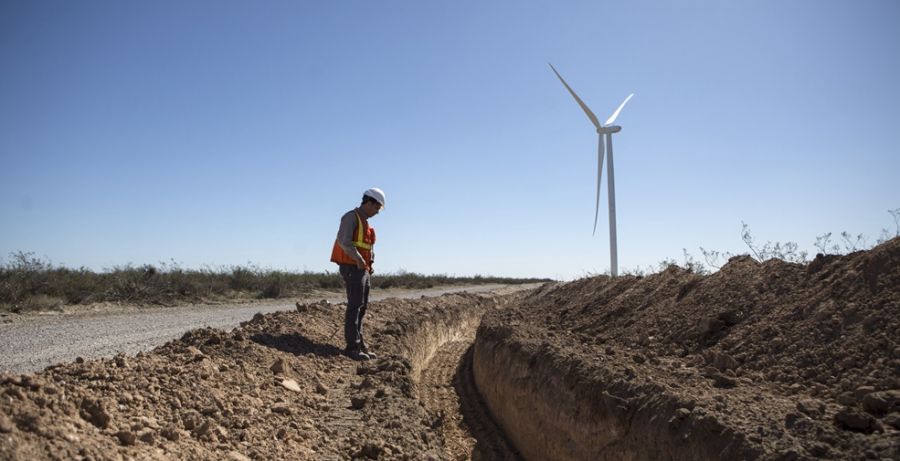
[353,212,372,250]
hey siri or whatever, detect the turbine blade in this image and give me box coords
[593,134,606,236]
[549,63,602,130]
[604,93,634,126]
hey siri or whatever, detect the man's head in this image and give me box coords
[359,187,385,218]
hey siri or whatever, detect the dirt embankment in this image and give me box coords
[474,237,900,460]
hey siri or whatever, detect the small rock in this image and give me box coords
[775,449,801,461]
[137,429,156,444]
[79,398,111,429]
[271,404,291,415]
[161,426,181,441]
[227,451,252,461]
[0,413,13,433]
[315,380,328,395]
[116,430,137,446]
[137,416,160,429]
[883,413,900,430]
[862,390,899,416]
[837,391,856,406]
[632,354,646,364]
[712,373,737,388]
[185,346,204,357]
[355,441,384,459]
[213,425,229,441]
[834,407,877,433]
[796,399,825,418]
[806,442,830,458]
[271,358,290,375]
[281,378,302,393]
[784,412,812,431]
[295,302,309,313]
[712,353,738,372]
[3,387,25,400]
[193,420,214,437]
[21,375,41,391]
[853,385,875,400]
[351,396,367,410]
[14,412,39,433]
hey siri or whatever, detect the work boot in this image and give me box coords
[344,347,370,361]
[360,341,377,359]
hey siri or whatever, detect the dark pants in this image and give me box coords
[339,264,370,351]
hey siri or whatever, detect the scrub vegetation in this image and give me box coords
[0,255,549,313]
[4,208,895,313]
[627,208,900,277]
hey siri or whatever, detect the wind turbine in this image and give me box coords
[549,63,633,277]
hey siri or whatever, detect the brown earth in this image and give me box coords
[1,238,899,460]
[475,237,900,460]
[0,291,525,461]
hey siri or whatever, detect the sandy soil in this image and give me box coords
[1,239,898,460]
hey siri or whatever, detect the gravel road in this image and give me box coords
[0,284,530,375]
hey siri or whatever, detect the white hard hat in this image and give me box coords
[363,188,386,208]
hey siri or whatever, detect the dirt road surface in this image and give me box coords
[0,284,530,375]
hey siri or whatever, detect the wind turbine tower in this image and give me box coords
[549,63,633,277]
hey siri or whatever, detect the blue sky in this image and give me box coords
[1,1,898,280]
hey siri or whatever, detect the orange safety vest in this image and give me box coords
[330,210,376,266]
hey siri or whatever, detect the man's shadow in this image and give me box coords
[251,332,343,358]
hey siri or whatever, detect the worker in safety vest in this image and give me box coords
[330,188,385,361]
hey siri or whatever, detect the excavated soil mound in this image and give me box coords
[475,237,900,460]
[0,291,522,461]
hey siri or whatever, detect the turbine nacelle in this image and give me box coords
[597,125,621,135]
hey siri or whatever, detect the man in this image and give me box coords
[330,188,385,361]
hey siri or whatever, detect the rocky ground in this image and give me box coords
[1,239,898,460]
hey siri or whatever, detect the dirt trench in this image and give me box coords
[385,292,523,460]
